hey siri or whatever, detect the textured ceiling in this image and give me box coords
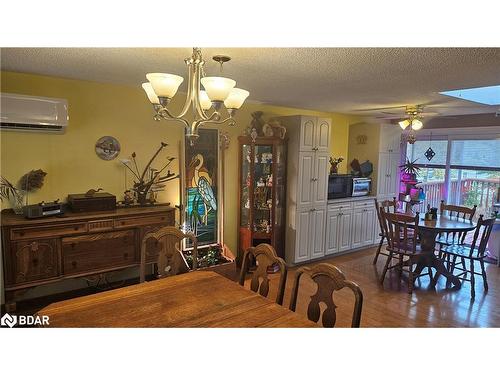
[1,48,500,117]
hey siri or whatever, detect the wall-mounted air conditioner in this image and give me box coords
[0,93,68,133]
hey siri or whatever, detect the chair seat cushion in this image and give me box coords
[441,244,483,259]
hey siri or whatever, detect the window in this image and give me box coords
[404,133,500,217]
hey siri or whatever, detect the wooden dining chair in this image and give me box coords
[379,209,430,294]
[140,226,197,283]
[440,214,495,299]
[238,244,287,305]
[437,200,477,247]
[289,263,363,328]
[373,197,398,264]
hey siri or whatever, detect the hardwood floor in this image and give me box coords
[11,245,500,327]
[215,246,500,327]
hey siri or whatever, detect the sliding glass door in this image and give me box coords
[404,131,500,217]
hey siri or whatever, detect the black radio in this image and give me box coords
[23,200,64,219]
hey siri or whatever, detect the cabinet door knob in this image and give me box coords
[72,261,77,268]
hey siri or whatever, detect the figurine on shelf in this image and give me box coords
[266,174,273,187]
[257,177,265,187]
[246,172,251,187]
[123,190,134,205]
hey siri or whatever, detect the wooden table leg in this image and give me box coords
[417,228,461,288]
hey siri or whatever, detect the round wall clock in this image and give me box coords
[95,136,121,160]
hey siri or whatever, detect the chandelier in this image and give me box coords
[398,105,424,131]
[142,48,249,144]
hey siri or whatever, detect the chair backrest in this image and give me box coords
[382,210,419,254]
[440,200,476,220]
[439,200,477,244]
[468,215,496,258]
[289,263,363,328]
[140,226,197,283]
[375,197,398,234]
[238,244,287,305]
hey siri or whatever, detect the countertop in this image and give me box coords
[328,195,375,204]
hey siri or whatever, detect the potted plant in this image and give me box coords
[399,158,421,181]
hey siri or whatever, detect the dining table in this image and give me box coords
[37,270,318,328]
[411,214,477,288]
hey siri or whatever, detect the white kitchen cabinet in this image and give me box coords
[379,124,401,153]
[299,117,316,151]
[377,152,399,198]
[351,200,376,249]
[315,118,331,152]
[377,124,401,199]
[326,207,340,255]
[311,206,327,259]
[339,210,353,252]
[299,117,331,152]
[313,153,329,206]
[297,151,315,207]
[276,115,332,264]
[326,202,354,255]
[295,208,313,263]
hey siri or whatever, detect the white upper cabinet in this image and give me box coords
[377,151,399,198]
[379,124,402,153]
[315,118,331,152]
[300,117,316,151]
[299,117,331,152]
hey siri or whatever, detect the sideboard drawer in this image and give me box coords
[62,230,136,275]
[11,222,88,240]
[114,215,170,229]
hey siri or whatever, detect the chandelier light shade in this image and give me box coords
[411,118,423,130]
[199,90,212,110]
[398,119,410,130]
[146,73,184,100]
[141,83,160,105]
[142,48,249,144]
[200,77,236,102]
[224,88,250,109]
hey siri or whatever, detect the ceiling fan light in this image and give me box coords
[141,82,160,104]
[399,119,410,130]
[201,76,236,102]
[411,118,423,130]
[146,73,184,99]
[224,88,250,109]
[199,90,212,110]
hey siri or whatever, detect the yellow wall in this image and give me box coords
[347,122,381,194]
[1,71,359,256]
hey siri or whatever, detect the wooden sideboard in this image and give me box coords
[1,205,175,311]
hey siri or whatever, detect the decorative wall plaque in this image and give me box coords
[95,136,121,160]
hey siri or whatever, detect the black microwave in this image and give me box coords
[328,174,353,199]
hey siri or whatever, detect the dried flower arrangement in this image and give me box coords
[329,156,344,174]
[120,142,179,206]
[0,169,47,213]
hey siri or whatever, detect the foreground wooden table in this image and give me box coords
[38,271,318,327]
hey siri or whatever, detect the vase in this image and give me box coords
[12,192,25,215]
[136,190,149,206]
[330,165,338,174]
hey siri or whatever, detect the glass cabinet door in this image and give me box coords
[253,144,273,237]
[240,144,252,228]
